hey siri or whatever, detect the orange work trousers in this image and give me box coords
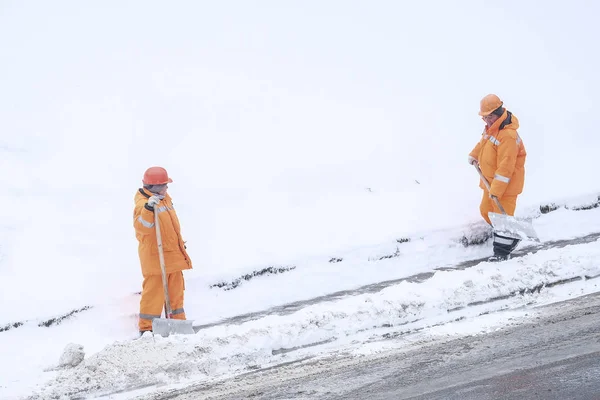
[139,271,186,332]
[480,190,518,225]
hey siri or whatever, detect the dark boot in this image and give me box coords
[488,233,520,262]
[487,253,510,262]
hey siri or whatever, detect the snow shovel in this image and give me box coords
[151,205,195,337]
[474,164,540,242]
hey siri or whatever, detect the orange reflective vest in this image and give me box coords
[469,110,527,198]
[133,189,192,277]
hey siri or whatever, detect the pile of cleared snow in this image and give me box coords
[29,240,600,400]
[57,344,85,368]
[27,335,274,400]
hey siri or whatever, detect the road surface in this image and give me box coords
[144,289,600,400]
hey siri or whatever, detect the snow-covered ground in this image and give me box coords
[1,200,599,400]
[2,1,600,399]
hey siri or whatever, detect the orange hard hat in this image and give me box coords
[479,94,503,116]
[142,166,173,185]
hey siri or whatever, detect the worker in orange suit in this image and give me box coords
[133,166,193,335]
[468,94,527,262]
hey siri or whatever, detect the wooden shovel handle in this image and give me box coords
[155,206,173,318]
[473,164,508,215]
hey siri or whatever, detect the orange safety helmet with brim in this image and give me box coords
[479,94,503,116]
[142,166,173,185]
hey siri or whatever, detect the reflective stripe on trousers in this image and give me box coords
[138,272,186,331]
[139,313,161,320]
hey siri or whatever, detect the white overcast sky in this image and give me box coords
[1,0,598,196]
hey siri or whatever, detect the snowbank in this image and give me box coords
[27,239,600,400]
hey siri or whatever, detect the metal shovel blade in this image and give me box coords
[488,212,540,242]
[152,318,195,337]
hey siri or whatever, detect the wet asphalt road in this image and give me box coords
[144,289,600,400]
[410,351,600,400]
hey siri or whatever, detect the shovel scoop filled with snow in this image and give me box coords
[488,211,540,242]
[152,318,195,337]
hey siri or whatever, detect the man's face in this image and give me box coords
[482,113,500,127]
[153,184,168,196]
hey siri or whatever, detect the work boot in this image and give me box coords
[487,254,510,262]
[489,233,520,262]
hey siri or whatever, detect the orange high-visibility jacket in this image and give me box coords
[133,189,192,277]
[469,110,527,198]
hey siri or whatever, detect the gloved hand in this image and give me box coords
[468,155,478,166]
[147,195,161,208]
